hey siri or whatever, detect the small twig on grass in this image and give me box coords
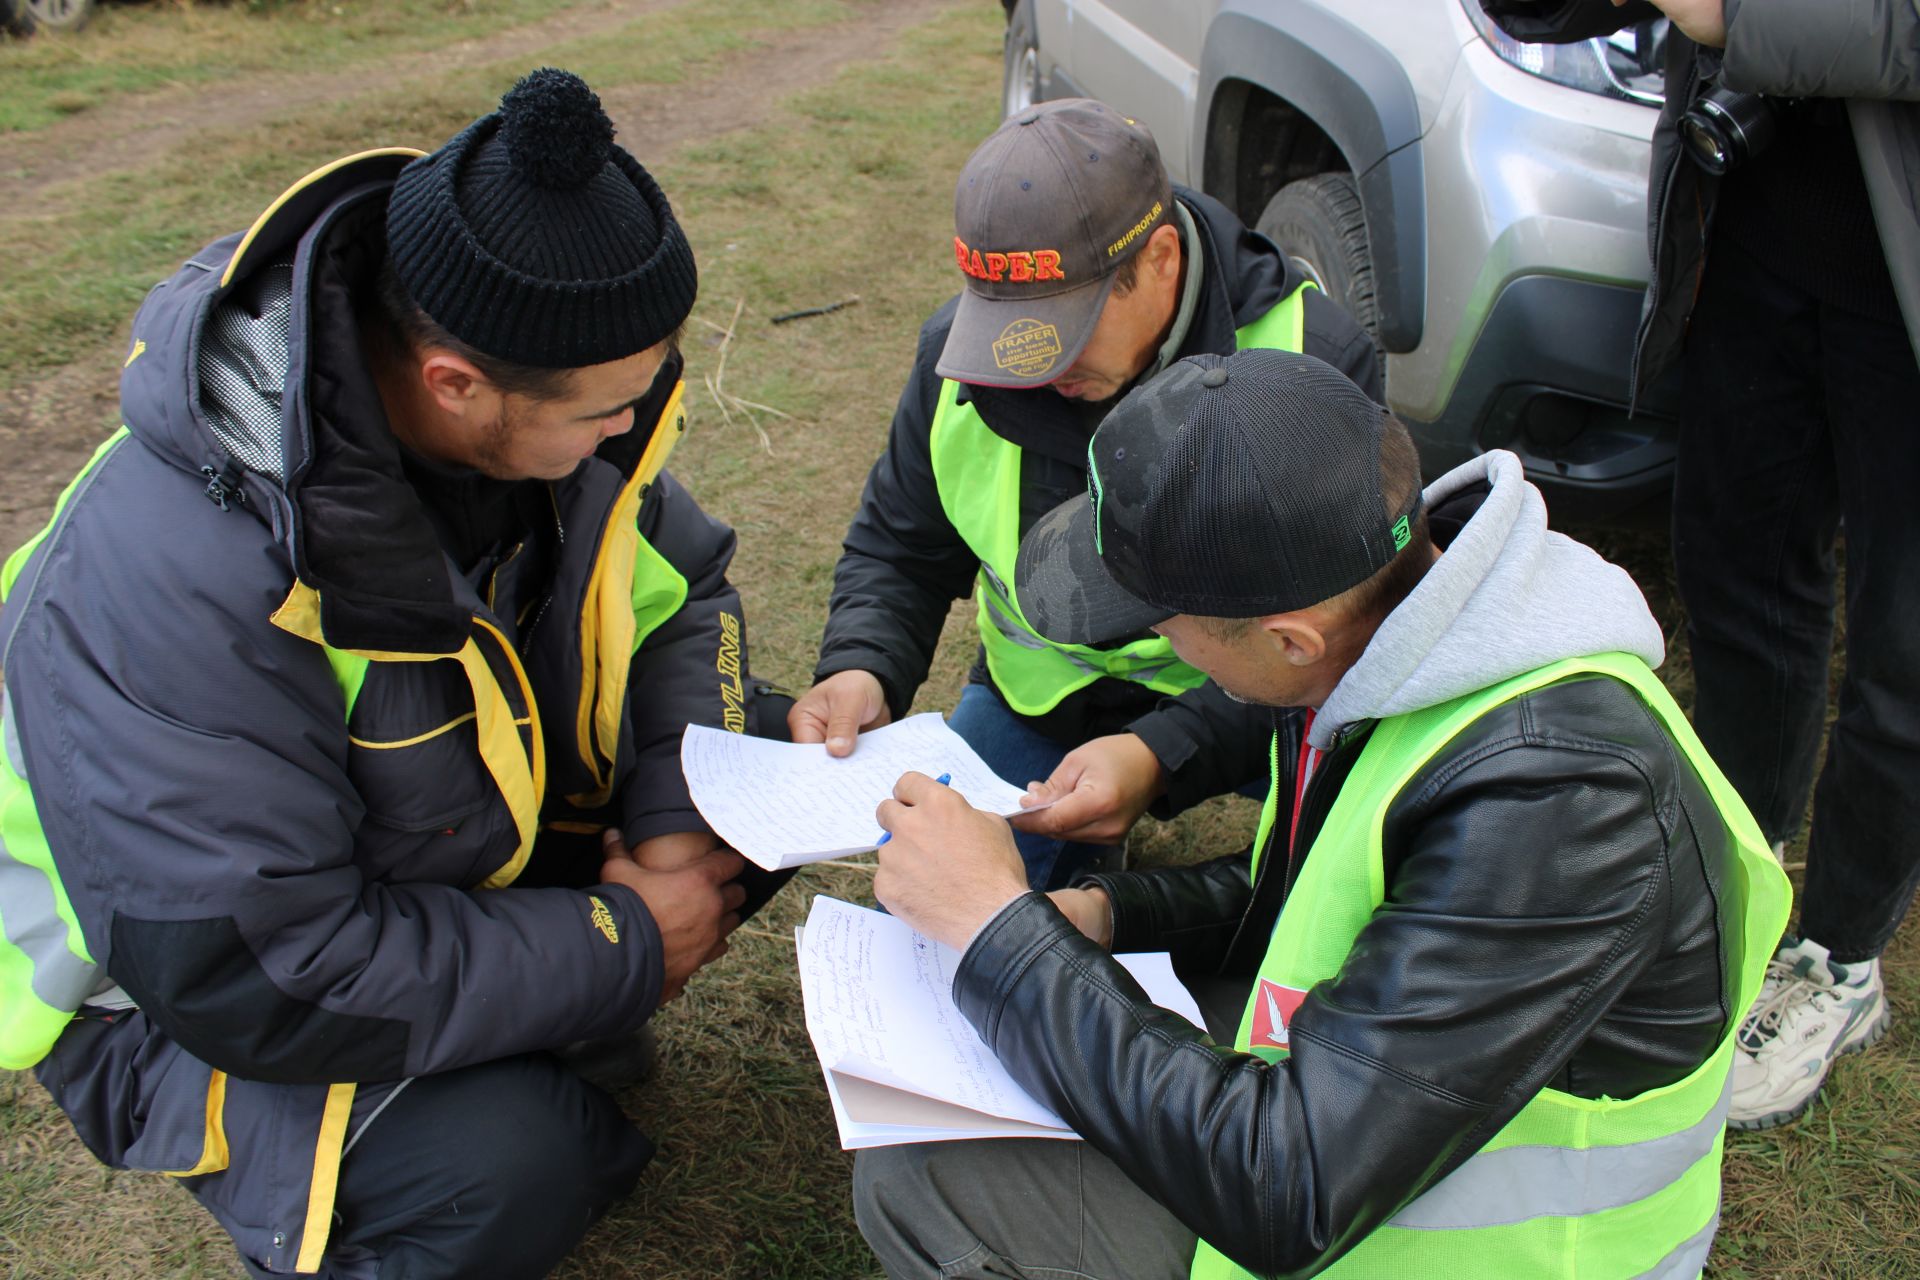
[734,926,792,944]
[769,296,861,325]
[811,859,879,873]
[698,297,791,455]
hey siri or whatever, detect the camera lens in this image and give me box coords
[1681,89,1782,175]
[1681,113,1733,174]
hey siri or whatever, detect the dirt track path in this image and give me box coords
[0,0,958,553]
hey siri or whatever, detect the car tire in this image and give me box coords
[1003,0,1040,119]
[1,0,35,37]
[1256,173,1381,360]
[24,0,90,32]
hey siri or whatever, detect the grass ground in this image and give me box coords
[0,0,580,133]
[1,3,1916,1276]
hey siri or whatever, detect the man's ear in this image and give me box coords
[1258,612,1329,668]
[418,352,493,419]
[1140,221,1182,286]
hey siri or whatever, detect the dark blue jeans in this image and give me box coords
[947,681,1113,890]
[1673,235,1920,964]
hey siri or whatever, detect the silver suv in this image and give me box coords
[1003,0,1673,523]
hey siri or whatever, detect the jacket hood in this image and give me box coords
[119,151,484,655]
[1310,450,1666,749]
[119,150,423,494]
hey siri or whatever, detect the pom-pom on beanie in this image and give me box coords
[386,67,697,369]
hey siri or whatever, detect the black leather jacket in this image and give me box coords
[952,672,1742,1277]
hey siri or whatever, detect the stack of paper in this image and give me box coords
[681,713,1050,871]
[796,895,1205,1149]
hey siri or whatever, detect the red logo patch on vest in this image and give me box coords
[1249,979,1307,1049]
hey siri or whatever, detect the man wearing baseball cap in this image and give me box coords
[0,70,789,1278]
[791,99,1381,889]
[853,349,1789,1278]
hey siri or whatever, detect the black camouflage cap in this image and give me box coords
[936,99,1172,390]
[1014,349,1421,644]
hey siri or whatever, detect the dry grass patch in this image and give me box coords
[1,2,1917,1278]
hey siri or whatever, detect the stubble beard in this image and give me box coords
[472,400,523,480]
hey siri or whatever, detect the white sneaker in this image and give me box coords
[1728,936,1890,1130]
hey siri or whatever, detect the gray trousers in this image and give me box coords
[854,1138,1198,1279]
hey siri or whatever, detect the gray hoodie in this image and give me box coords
[1312,450,1666,751]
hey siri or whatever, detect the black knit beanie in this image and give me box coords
[386,68,697,369]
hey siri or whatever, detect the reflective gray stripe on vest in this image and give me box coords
[0,691,99,1011]
[1634,1208,1719,1280]
[979,583,1181,686]
[1389,1075,1731,1230]
[980,585,1100,665]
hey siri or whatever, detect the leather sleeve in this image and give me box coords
[815,304,980,718]
[954,699,1683,1277]
[1080,854,1254,968]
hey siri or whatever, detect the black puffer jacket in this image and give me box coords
[950,456,1750,1277]
[816,188,1381,804]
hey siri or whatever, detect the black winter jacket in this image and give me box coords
[816,188,1381,802]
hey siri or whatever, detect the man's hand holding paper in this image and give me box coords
[1010,731,1167,845]
[680,713,1057,870]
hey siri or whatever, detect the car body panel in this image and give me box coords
[1017,0,1676,523]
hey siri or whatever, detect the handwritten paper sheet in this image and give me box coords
[682,713,1049,870]
[796,896,1206,1149]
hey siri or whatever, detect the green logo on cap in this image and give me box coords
[1391,514,1411,552]
[1087,438,1106,555]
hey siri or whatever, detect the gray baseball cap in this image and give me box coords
[936,99,1173,390]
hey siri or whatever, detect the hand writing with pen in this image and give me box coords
[872,771,1114,954]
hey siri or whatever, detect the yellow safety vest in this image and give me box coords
[1192,654,1790,1279]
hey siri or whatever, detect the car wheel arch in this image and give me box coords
[1196,3,1428,353]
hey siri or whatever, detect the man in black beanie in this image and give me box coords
[0,69,780,1278]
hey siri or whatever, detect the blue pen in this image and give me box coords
[877,772,951,846]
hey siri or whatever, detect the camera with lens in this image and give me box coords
[1680,86,1801,175]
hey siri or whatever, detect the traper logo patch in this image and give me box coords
[993,318,1063,378]
[1249,978,1307,1049]
[955,237,1066,284]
